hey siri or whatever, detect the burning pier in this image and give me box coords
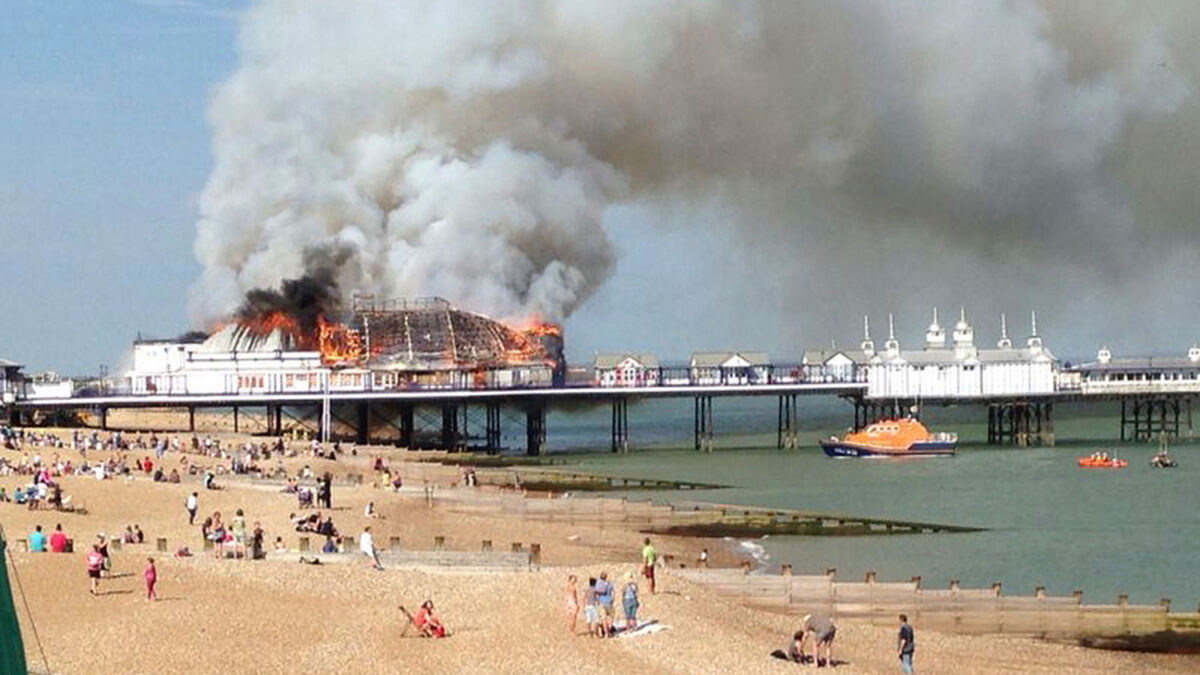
[127,296,565,397]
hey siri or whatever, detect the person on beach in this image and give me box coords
[28,525,46,552]
[210,512,226,559]
[621,572,640,630]
[801,613,837,667]
[49,523,67,553]
[86,544,104,595]
[641,537,657,594]
[360,526,383,570]
[583,578,600,638]
[770,631,810,663]
[595,572,615,637]
[251,522,265,560]
[318,472,332,509]
[96,534,111,576]
[231,509,247,559]
[698,548,709,568]
[413,600,448,638]
[898,614,915,673]
[185,492,198,525]
[364,501,379,519]
[564,575,579,634]
[144,557,158,601]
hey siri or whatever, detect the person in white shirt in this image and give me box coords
[360,526,383,570]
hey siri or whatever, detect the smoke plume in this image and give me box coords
[191,1,1196,355]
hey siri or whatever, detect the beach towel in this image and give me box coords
[614,620,668,638]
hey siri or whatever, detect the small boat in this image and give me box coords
[820,417,956,458]
[1078,455,1127,469]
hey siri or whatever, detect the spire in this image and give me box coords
[884,312,900,357]
[952,306,975,358]
[860,315,875,357]
[1027,310,1043,352]
[925,306,946,349]
[997,313,1012,349]
[959,306,966,323]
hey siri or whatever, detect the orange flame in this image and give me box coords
[317,316,365,366]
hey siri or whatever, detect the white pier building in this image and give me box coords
[805,309,1056,399]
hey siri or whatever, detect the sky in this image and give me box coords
[3,1,1200,376]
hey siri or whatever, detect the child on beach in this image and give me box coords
[144,557,157,601]
[583,578,600,638]
[86,545,104,595]
[564,575,579,634]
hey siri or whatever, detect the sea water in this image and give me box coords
[540,397,1200,609]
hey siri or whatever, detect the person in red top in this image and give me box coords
[86,545,104,595]
[143,457,153,474]
[414,600,447,638]
[144,557,158,601]
[48,523,68,553]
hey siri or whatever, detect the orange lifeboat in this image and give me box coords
[821,418,957,458]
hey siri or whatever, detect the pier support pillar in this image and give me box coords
[356,403,370,445]
[611,397,629,454]
[484,402,502,453]
[441,404,460,451]
[99,407,109,431]
[187,406,195,433]
[526,403,546,456]
[233,406,240,434]
[987,400,1053,447]
[694,395,714,452]
[399,405,414,448]
[777,394,798,449]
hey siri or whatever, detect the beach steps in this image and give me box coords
[673,568,1175,637]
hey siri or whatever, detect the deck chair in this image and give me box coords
[398,605,425,638]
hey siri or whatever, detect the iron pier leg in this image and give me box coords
[100,407,109,431]
[356,403,370,445]
[233,406,240,434]
[611,397,628,454]
[1120,399,1127,442]
[526,404,546,457]
[188,406,195,433]
[441,404,459,451]
[485,402,502,453]
[1045,402,1055,447]
[399,405,414,449]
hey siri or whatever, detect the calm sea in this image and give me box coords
[532,397,1199,609]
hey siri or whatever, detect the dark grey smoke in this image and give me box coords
[235,245,350,343]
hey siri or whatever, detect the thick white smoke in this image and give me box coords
[191,0,1193,338]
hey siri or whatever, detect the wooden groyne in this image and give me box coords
[504,470,728,492]
[673,567,1200,638]
[434,491,981,537]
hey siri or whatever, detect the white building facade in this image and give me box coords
[862,309,1056,399]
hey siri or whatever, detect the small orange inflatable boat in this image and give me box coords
[1078,456,1127,469]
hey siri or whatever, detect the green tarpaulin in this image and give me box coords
[0,535,29,675]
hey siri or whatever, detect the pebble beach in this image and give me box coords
[3,428,1198,674]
